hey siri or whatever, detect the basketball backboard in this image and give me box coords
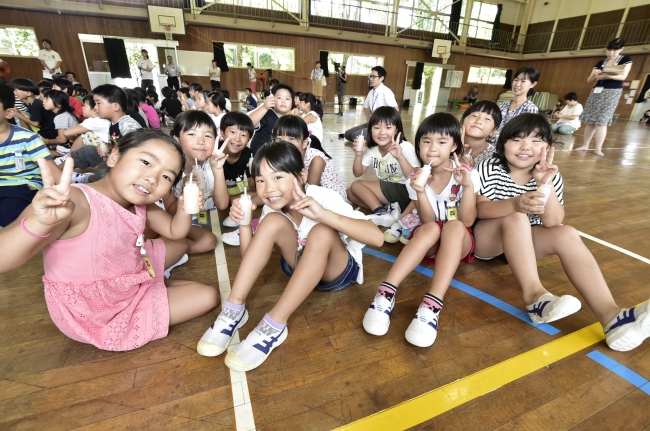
[432,39,452,57]
[147,5,186,36]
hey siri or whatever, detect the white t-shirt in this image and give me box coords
[209,66,221,81]
[80,117,110,143]
[361,141,419,184]
[211,112,226,132]
[363,84,398,112]
[260,184,368,284]
[38,49,62,73]
[248,68,256,82]
[174,160,216,210]
[406,169,480,223]
[302,111,323,143]
[137,58,155,80]
[557,103,583,129]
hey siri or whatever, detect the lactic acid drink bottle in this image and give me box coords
[355,131,365,152]
[191,164,207,190]
[183,176,200,214]
[240,190,253,225]
[536,182,553,206]
[413,162,432,188]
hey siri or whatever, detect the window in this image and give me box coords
[467,66,507,85]
[311,0,390,25]
[0,26,39,57]
[326,51,384,75]
[223,43,294,71]
[397,0,452,34]
[466,1,498,40]
[205,0,300,13]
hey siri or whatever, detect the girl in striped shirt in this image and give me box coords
[474,113,650,352]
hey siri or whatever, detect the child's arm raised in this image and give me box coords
[210,138,231,210]
[63,125,90,139]
[388,133,416,178]
[228,197,257,256]
[533,147,564,227]
[444,155,477,227]
[290,179,384,247]
[146,190,204,240]
[352,135,369,177]
[409,171,436,223]
[0,158,76,274]
[247,95,274,127]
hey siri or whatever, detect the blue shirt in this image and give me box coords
[0,124,53,190]
[246,95,258,108]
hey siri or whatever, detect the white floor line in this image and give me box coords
[210,211,257,431]
[578,231,650,265]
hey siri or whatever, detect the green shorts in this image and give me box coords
[379,180,411,211]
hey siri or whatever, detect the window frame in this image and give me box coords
[0,25,40,58]
[324,50,385,76]
[220,42,296,72]
[466,65,508,85]
[466,1,498,40]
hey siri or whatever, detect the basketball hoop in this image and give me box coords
[163,24,175,41]
[438,52,451,64]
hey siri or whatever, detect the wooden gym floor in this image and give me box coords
[2,104,650,430]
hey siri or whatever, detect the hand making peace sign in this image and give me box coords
[31,157,76,228]
[290,178,325,221]
[442,154,473,188]
[387,132,402,159]
[209,137,229,170]
[533,146,558,185]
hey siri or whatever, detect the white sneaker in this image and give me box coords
[222,216,239,228]
[368,203,398,228]
[71,172,93,184]
[363,287,396,336]
[224,318,288,371]
[526,293,581,324]
[390,202,402,220]
[164,253,188,278]
[56,145,71,154]
[405,307,440,348]
[221,229,240,246]
[384,222,402,243]
[197,305,249,357]
[605,300,650,352]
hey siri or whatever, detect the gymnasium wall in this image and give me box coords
[2,8,647,119]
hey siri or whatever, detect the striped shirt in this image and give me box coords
[1,125,53,190]
[476,158,564,226]
[496,99,538,137]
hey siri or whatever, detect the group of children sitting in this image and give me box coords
[0,68,648,374]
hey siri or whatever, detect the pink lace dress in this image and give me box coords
[42,184,169,351]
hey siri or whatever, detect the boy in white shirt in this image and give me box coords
[64,95,110,152]
[38,39,62,79]
[136,49,155,91]
[552,92,583,135]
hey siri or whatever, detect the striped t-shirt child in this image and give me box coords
[1,124,53,190]
[476,158,564,226]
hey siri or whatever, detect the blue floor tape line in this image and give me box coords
[587,350,650,395]
[362,248,561,336]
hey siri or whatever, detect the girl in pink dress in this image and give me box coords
[0,129,221,351]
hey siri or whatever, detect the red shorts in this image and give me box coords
[409,220,475,265]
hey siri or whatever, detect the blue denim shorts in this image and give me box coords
[280,251,359,292]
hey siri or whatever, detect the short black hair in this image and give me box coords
[251,140,305,183]
[372,66,387,80]
[0,83,15,110]
[221,89,230,99]
[189,83,203,93]
[607,38,625,50]
[10,78,39,96]
[460,100,502,130]
[414,112,463,164]
[92,84,127,112]
[272,115,331,159]
[82,94,95,109]
[178,87,190,97]
[271,83,295,107]
[494,113,554,170]
[221,111,254,138]
[298,92,323,118]
[64,71,76,78]
[44,89,74,114]
[181,80,190,86]
[564,92,578,101]
[268,79,280,88]
[37,80,53,90]
[208,91,227,112]
[52,78,74,95]
[141,49,148,54]
[247,62,252,67]
[162,87,178,99]
[41,38,52,46]
[146,90,159,103]
[170,110,217,139]
[245,87,252,93]
[513,67,540,97]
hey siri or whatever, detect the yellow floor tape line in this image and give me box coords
[336,323,605,431]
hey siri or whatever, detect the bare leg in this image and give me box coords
[575,124,595,151]
[70,136,84,152]
[347,180,389,210]
[429,221,473,300]
[227,213,298,304]
[268,224,349,324]
[161,237,188,269]
[531,225,620,325]
[385,222,441,287]
[593,125,608,156]
[167,279,220,325]
[186,225,217,255]
[473,213,548,304]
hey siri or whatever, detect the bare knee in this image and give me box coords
[305,223,339,247]
[441,219,465,237]
[206,285,221,309]
[256,212,293,234]
[551,224,581,248]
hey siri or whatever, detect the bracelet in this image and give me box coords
[21,217,51,238]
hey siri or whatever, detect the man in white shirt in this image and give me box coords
[164,56,182,91]
[552,92,583,135]
[38,39,62,79]
[136,49,155,91]
[344,66,399,142]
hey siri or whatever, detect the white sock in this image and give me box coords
[164,253,189,278]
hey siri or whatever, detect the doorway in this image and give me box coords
[404,62,448,109]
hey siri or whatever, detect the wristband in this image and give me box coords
[21,217,51,238]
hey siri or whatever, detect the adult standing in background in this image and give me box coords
[575,38,631,156]
[247,63,257,94]
[38,39,62,79]
[164,56,182,91]
[310,61,324,101]
[337,65,347,116]
[344,66,398,142]
[137,49,155,91]
[209,60,221,90]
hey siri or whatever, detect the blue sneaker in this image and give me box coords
[605,300,650,351]
[224,318,288,371]
[197,305,248,357]
[369,203,400,227]
[526,293,581,324]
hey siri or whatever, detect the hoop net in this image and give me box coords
[163,25,175,41]
[438,52,451,64]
